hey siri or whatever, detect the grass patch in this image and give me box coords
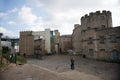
[17,56,26,63]
[0,63,6,68]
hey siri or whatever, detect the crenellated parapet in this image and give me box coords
[81,10,111,21]
[81,10,112,30]
[20,31,33,36]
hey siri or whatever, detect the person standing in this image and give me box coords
[23,53,26,58]
[70,57,75,70]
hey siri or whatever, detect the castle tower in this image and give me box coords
[81,10,112,30]
[72,24,82,53]
[81,10,113,59]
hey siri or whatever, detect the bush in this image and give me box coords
[3,54,10,60]
[0,49,2,56]
[2,46,10,54]
[17,56,26,63]
[0,63,6,68]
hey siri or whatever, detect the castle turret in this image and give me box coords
[81,10,112,30]
[80,10,113,59]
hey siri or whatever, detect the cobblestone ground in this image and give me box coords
[0,64,72,80]
[27,55,120,80]
[0,55,120,80]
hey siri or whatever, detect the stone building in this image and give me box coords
[32,29,54,54]
[94,26,120,60]
[54,30,60,53]
[34,39,45,55]
[72,10,120,60]
[72,24,82,54]
[1,37,19,53]
[19,29,55,56]
[59,35,72,53]
[19,31,34,56]
[54,30,72,53]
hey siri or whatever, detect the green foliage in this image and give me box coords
[17,56,26,63]
[0,49,10,60]
[2,46,10,54]
[3,54,10,60]
[0,49,2,56]
[0,63,6,68]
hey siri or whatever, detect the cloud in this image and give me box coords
[31,0,118,11]
[0,26,19,37]
[0,27,7,33]
[18,6,37,24]
[17,6,46,31]
[8,8,18,13]
[26,16,44,31]
[27,0,120,35]
[102,0,118,6]
[0,12,7,18]
[0,26,13,36]
[7,21,16,25]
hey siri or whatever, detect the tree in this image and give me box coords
[2,46,10,54]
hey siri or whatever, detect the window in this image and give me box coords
[101,25,105,29]
[87,27,90,30]
[99,36,105,44]
[89,49,94,56]
[100,49,105,51]
[82,30,85,32]
[110,34,117,43]
[100,16,105,20]
[88,37,93,44]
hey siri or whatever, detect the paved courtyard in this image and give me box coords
[0,55,120,80]
[27,55,120,80]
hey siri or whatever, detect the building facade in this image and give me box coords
[1,37,19,53]
[59,35,72,53]
[19,31,34,56]
[94,26,120,60]
[54,30,60,53]
[72,24,82,54]
[19,29,55,56]
[72,10,120,61]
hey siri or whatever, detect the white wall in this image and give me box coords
[1,41,11,49]
[14,43,19,52]
[32,29,51,53]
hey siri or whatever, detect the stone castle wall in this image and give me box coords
[79,10,120,60]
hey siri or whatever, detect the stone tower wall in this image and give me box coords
[81,10,112,31]
[81,10,113,59]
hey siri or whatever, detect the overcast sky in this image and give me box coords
[0,0,120,37]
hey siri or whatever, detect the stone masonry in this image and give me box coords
[72,10,120,61]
